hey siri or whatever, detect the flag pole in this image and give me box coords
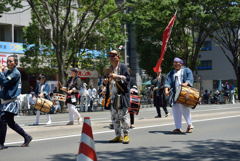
[153,11,177,73]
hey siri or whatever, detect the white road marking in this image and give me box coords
[5,114,240,146]
[18,106,240,126]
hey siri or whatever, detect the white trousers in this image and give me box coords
[35,110,51,124]
[67,103,81,122]
[172,103,192,129]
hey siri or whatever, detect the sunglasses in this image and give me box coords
[108,54,118,58]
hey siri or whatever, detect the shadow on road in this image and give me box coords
[149,130,187,135]
[46,139,240,161]
[47,153,76,161]
[96,139,240,161]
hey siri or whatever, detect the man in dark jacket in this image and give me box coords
[103,50,130,144]
[151,70,168,118]
[0,55,32,150]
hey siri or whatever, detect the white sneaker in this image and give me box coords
[77,117,83,124]
[46,121,52,125]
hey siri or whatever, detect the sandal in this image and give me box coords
[172,129,183,134]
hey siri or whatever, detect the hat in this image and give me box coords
[39,74,46,79]
[174,57,184,64]
[108,50,119,56]
[70,68,78,72]
[132,85,137,89]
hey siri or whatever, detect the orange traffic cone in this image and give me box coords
[77,117,97,161]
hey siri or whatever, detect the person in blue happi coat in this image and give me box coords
[0,55,32,150]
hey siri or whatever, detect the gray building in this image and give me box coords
[197,39,236,92]
[0,1,31,64]
[0,1,31,43]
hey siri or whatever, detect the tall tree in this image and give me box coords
[128,0,217,75]
[211,0,240,99]
[0,0,22,17]
[23,0,130,84]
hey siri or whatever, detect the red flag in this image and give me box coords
[153,13,177,73]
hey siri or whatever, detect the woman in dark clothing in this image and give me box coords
[151,71,168,118]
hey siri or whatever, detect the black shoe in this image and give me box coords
[155,115,161,118]
[0,144,8,150]
[21,135,32,147]
[109,124,114,129]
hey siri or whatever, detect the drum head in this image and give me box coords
[174,86,182,102]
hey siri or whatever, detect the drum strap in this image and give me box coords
[39,99,47,111]
[168,76,178,107]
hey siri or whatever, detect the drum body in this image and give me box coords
[128,95,141,115]
[53,93,66,102]
[35,98,53,113]
[174,86,200,108]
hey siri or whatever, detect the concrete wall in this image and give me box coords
[201,80,213,92]
[0,1,31,26]
[198,39,236,81]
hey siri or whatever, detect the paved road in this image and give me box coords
[0,104,240,161]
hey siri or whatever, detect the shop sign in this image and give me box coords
[77,70,98,78]
[0,41,25,54]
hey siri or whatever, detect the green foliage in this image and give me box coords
[0,0,22,16]
[23,0,128,82]
[128,0,218,75]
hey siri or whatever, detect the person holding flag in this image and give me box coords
[151,13,176,118]
[151,69,168,118]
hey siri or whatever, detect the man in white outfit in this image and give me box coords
[88,86,97,112]
[79,83,89,112]
[165,57,194,133]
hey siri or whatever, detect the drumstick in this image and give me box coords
[60,87,68,93]
[0,62,2,72]
[58,81,63,88]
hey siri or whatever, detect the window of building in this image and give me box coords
[200,41,212,51]
[0,26,4,41]
[197,60,212,70]
[14,27,24,43]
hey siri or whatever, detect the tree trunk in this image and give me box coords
[237,66,240,101]
[55,47,66,86]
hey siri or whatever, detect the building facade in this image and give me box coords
[0,1,31,62]
[197,39,237,92]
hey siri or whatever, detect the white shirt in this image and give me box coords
[110,64,119,100]
[88,88,97,98]
[173,69,183,88]
[80,87,89,97]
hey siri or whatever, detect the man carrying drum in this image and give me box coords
[164,57,194,133]
[33,74,52,125]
